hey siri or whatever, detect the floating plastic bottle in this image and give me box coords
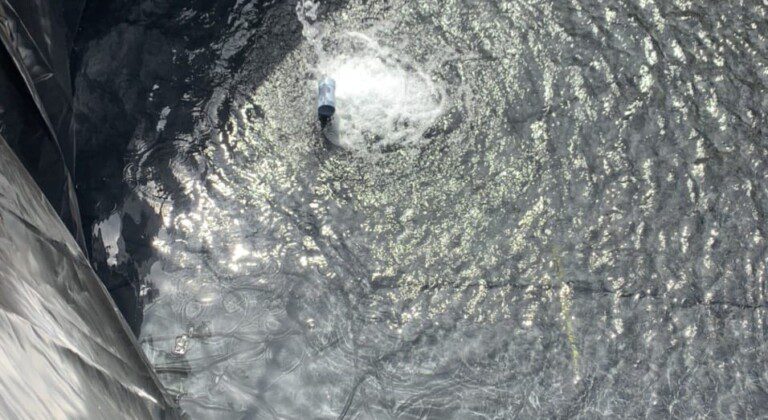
[317,77,336,124]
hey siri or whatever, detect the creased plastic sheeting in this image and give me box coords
[0,0,85,249]
[0,134,175,418]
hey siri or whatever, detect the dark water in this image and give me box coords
[76,0,768,418]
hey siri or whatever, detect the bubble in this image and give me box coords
[222,291,246,314]
[185,301,204,319]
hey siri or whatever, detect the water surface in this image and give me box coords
[81,0,768,417]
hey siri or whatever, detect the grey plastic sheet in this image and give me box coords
[0,134,174,418]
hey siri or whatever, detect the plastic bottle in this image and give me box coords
[317,77,336,124]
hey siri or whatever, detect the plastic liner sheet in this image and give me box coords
[0,0,85,249]
[0,134,175,418]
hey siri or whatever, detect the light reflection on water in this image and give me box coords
[112,0,768,418]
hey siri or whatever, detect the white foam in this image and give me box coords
[316,33,445,152]
[296,0,446,154]
[316,38,442,152]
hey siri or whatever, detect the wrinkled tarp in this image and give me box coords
[0,0,85,249]
[0,134,175,418]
